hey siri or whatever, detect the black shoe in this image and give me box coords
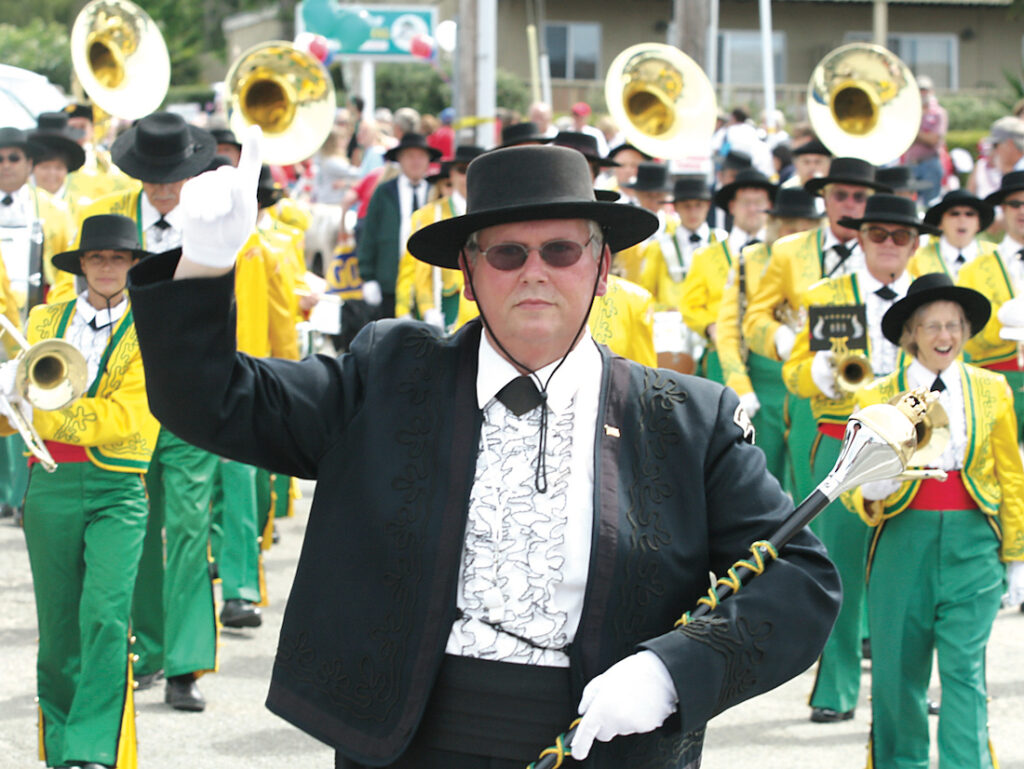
[0,503,13,518]
[810,707,855,723]
[928,699,940,716]
[220,599,262,628]
[861,638,871,660]
[11,505,23,527]
[165,674,206,712]
[134,669,164,691]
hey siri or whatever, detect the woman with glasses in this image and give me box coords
[848,272,1024,769]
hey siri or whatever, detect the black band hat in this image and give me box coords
[63,103,95,123]
[606,142,652,162]
[29,112,86,172]
[625,162,672,191]
[451,144,486,165]
[499,121,553,148]
[383,132,442,162]
[791,138,832,157]
[426,162,451,185]
[838,193,941,236]
[664,175,712,203]
[553,132,619,167]
[0,127,40,160]
[111,112,216,184]
[52,214,164,275]
[881,271,990,345]
[407,145,658,269]
[765,187,821,219]
[924,189,995,232]
[804,156,891,196]
[209,127,241,150]
[257,165,286,210]
[721,150,753,171]
[876,165,930,193]
[983,170,1024,207]
[713,168,778,210]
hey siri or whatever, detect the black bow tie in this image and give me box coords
[689,232,702,243]
[495,375,544,417]
[874,285,898,301]
[154,216,171,230]
[931,375,946,393]
[833,243,851,259]
[744,238,762,249]
[955,252,966,265]
[1017,247,1024,261]
[1,194,12,206]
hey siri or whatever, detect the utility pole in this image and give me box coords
[456,0,477,141]
[675,0,709,68]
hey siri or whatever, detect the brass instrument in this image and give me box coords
[225,42,336,166]
[604,43,717,160]
[0,315,88,473]
[831,336,873,395]
[889,391,949,468]
[807,43,921,166]
[70,0,171,121]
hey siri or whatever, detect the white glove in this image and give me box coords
[422,308,445,329]
[1007,561,1024,607]
[739,391,761,420]
[774,324,796,361]
[811,350,840,400]
[0,360,32,428]
[571,650,678,761]
[180,124,262,269]
[361,280,382,306]
[860,478,901,501]
[998,297,1024,341]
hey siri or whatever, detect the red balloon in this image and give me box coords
[410,34,435,60]
[308,35,330,63]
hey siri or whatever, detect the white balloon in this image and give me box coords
[436,19,457,53]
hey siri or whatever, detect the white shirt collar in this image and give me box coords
[998,234,1024,259]
[74,291,128,329]
[140,192,182,232]
[450,190,466,216]
[476,327,600,415]
[859,268,912,296]
[939,237,978,262]
[822,227,857,253]
[907,357,958,389]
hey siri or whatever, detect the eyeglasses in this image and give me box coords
[828,189,869,204]
[863,225,915,246]
[475,235,596,271]
[1003,200,1024,210]
[0,152,25,164]
[917,321,964,335]
[82,252,132,266]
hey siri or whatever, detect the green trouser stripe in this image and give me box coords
[868,507,1002,769]
[808,433,871,713]
[748,352,787,488]
[132,429,218,678]
[700,348,723,384]
[785,395,818,502]
[23,463,147,766]
[0,432,29,507]
[213,458,261,603]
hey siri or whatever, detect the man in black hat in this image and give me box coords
[209,127,242,167]
[602,142,651,199]
[623,162,673,215]
[29,113,86,214]
[498,121,553,149]
[356,132,440,319]
[783,193,939,725]
[911,189,996,280]
[781,137,832,191]
[876,165,931,207]
[127,131,839,768]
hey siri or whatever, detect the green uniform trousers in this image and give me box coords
[132,429,219,678]
[808,432,871,714]
[699,348,723,384]
[213,458,262,603]
[0,432,28,507]
[784,394,817,502]
[867,507,1002,769]
[23,462,147,767]
[748,352,788,490]
[272,472,293,518]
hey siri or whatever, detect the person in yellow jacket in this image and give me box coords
[62,102,140,209]
[588,273,656,367]
[716,188,822,492]
[29,113,88,220]
[608,162,677,285]
[4,213,159,769]
[909,189,996,280]
[681,168,776,382]
[783,194,939,725]
[849,273,1024,769]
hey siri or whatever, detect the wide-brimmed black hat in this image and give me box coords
[984,170,1024,207]
[838,193,941,235]
[625,162,671,191]
[407,145,658,269]
[209,127,241,150]
[664,175,712,203]
[553,132,618,166]
[383,132,442,162]
[63,103,94,123]
[29,112,86,172]
[721,150,752,171]
[881,272,990,345]
[52,214,159,275]
[714,168,777,210]
[0,127,39,159]
[607,142,651,161]
[765,187,821,219]
[499,121,553,148]
[876,165,930,193]
[451,144,486,165]
[426,162,451,185]
[111,112,216,184]
[791,138,832,157]
[804,157,891,196]
[924,189,994,232]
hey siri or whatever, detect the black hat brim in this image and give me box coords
[52,245,173,276]
[408,201,658,269]
[27,133,86,173]
[923,197,995,231]
[713,179,777,210]
[838,213,941,236]
[384,143,443,162]
[881,283,991,345]
[111,125,216,184]
[804,175,892,196]
[984,182,1024,207]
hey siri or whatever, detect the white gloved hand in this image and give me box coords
[423,308,445,330]
[0,359,18,400]
[180,124,262,269]
[860,478,901,501]
[774,324,797,361]
[571,651,678,761]
[1007,561,1024,606]
[361,280,382,306]
[811,350,840,400]
[998,297,1024,340]
[0,361,32,427]
[739,391,761,420]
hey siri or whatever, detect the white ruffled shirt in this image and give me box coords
[66,292,128,384]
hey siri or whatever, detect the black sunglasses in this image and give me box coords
[475,235,596,271]
[863,225,915,246]
[1,152,25,163]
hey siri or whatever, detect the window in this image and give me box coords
[545,22,601,80]
[843,32,958,89]
[717,30,786,85]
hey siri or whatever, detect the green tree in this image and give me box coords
[0,19,72,88]
[375,61,451,115]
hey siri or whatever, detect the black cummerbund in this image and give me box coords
[417,653,577,761]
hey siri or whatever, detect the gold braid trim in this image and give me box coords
[674,540,779,627]
[526,717,582,768]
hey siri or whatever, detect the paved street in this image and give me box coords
[2,480,1022,769]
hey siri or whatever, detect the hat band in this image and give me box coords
[135,143,197,167]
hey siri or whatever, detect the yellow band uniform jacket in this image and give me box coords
[907,235,997,281]
[588,274,657,367]
[236,231,299,360]
[680,237,736,339]
[957,249,1022,366]
[638,226,721,313]
[259,217,310,323]
[0,300,159,472]
[847,362,1024,562]
[613,213,677,285]
[718,241,771,396]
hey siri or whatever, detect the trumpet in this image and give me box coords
[0,315,88,473]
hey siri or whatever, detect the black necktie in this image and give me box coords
[689,232,701,243]
[744,238,761,249]
[154,216,171,230]
[495,376,544,417]
[931,376,946,393]
[1,194,12,206]
[825,243,852,277]
[875,285,898,301]
[411,184,421,213]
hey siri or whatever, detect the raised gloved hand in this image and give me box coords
[361,280,382,307]
[774,324,796,361]
[180,124,262,269]
[422,308,445,330]
[739,390,761,420]
[811,350,840,400]
[998,297,1024,341]
[570,650,678,761]
[1007,561,1024,607]
[860,478,902,501]
[0,360,32,428]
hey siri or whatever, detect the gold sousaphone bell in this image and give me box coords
[807,43,922,166]
[225,41,336,166]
